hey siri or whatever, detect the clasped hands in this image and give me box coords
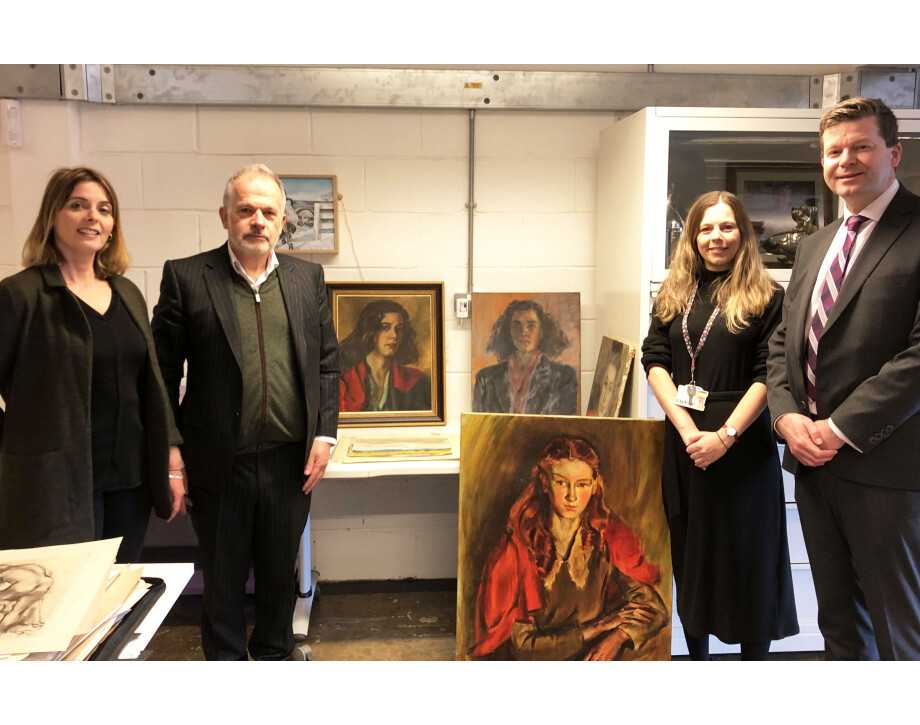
[775,413,842,467]
[681,429,734,470]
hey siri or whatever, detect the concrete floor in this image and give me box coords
[144,580,823,661]
[145,582,458,661]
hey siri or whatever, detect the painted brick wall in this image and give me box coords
[1,100,624,580]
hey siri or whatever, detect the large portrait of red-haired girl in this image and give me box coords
[457,414,671,660]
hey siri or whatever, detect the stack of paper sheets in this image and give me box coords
[0,538,150,661]
[333,434,460,463]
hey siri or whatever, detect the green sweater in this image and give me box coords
[232,272,306,453]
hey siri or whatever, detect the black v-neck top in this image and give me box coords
[77,289,148,492]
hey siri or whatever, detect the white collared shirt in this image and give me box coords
[227,244,280,291]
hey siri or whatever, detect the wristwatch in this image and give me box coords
[721,423,737,439]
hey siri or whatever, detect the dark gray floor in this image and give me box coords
[147,587,457,661]
[144,581,823,661]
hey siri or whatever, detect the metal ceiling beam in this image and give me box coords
[111,66,816,110]
[0,65,917,111]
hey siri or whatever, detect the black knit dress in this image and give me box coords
[641,269,798,644]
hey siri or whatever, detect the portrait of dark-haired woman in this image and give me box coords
[339,298,431,412]
[470,436,668,660]
[473,299,577,415]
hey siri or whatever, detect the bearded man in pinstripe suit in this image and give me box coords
[152,164,340,660]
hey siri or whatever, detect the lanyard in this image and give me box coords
[681,282,721,387]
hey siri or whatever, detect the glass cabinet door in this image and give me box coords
[667,130,837,280]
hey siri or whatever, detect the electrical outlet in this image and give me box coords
[454,293,471,319]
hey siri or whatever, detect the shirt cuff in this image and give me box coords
[827,417,863,453]
[315,435,337,446]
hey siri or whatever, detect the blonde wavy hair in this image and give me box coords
[21,167,130,278]
[654,191,777,333]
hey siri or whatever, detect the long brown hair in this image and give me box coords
[508,437,610,577]
[655,191,777,333]
[338,298,421,369]
[21,167,130,278]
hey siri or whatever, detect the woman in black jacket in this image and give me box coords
[0,167,184,561]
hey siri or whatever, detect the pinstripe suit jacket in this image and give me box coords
[151,243,340,492]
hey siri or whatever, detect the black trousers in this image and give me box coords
[796,466,920,660]
[93,484,152,563]
[189,441,311,661]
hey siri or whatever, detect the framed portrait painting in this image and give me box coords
[276,175,338,254]
[328,282,445,427]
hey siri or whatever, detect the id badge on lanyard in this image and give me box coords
[674,282,719,413]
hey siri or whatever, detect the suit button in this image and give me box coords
[886,425,894,434]
[870,436,878,445]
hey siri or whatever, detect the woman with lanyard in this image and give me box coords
[641,191,798,660]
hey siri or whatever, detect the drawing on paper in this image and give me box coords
[0,563,54,635]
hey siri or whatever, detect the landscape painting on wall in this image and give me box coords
[276,175,338,254]
[328,282,445,427]
[585,336,636,418]
[457,413,671,661]
[471,292,581,416]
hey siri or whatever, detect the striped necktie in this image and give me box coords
[805,214,869,409]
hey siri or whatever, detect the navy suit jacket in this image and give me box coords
[152,244,340,492]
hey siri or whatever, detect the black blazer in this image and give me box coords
[0,265,181,548]
[151,244,340,492]
[767,184,920,489]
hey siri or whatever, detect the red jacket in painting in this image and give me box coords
[470,519,661,658]
[340,359,430,412]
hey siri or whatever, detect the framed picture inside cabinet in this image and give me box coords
[275,175,338,254]
[329,282,445,427]
[727,163,835,269]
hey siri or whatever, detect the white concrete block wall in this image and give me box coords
[0,145,13,273]
[0,100,625,581]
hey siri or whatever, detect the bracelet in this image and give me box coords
[168,473,184,479]
[716,430,729,451]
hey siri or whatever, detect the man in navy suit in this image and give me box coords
[767,98,920,659]
[153,164,339,660]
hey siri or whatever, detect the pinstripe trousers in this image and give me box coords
[188,440,311,660]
